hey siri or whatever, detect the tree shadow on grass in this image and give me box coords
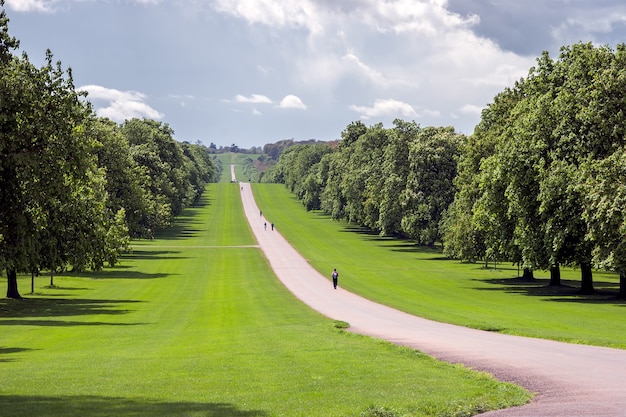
[155,223,203,240]
[475,276,626,305]
[338,225,451,260]
[0,347,34,362]
[121,249,188,261]
[0,297,142,322]
[74,270,172,280]
[0,395,268,417]
[143,194,213,241]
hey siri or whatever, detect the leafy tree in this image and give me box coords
[401,127,464,246]
[443,86,522,263]
[0,21,110,297]
[448,42,626,293]
[181,141,216,200]
[320,122,367,220]
[91,118,148,238]
[121,119,188,234]
[319,150,348,220]
[263,139,295,161]
[377,121,417,236]
[301,152,332,211]
[581,148,626,298]
[524,43,625,292]
[341,123,389,228]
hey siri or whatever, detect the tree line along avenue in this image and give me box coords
[261,43,626,298]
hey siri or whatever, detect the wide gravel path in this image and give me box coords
[238,179,626,416]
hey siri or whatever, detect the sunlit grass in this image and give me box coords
[0,182,529,417]
[253,183,626,349]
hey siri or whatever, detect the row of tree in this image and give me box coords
[263,121,464,245]
[0,6,216,299]
[444,42,626,296]
[264,42,626,298]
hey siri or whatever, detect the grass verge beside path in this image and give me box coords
[214,153,260,183]
[0,183,529,417]
[252,183,626,349]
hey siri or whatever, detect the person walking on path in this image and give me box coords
[264,222,267,231]
[331,268,339,289]
[271,222,274,231]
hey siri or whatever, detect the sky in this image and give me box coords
[5,0,626,149]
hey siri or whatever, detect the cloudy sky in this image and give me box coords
[5,0,626,148]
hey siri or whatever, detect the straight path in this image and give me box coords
[237,177,626,416]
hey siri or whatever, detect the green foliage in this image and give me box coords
[401,126,463,245]
[444,42,626,295]
[0,9,216,297]
[266,119,465,246]
[0,22,111,296]
[264,143,334,211]
[378,120,416,235]
[117,119,215,237]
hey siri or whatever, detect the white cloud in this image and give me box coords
[350,98,417,119]
[22,0,616,146]
[79,85,163,122]
[213,0,323,33]
[215,0,531,130]
[460,104,483,116]
[5,0,162,13]
[342,53,404,88]
[278,95,306,110]
[226,93,305,111]
[5,0,55,12]
[234,94,273,104]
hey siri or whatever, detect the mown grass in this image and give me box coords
[214,153,260,183]
[252,183,626,349]
[0,182,529,417]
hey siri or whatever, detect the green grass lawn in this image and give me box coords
[252,183,626,349]
[213,153,260,183]
[0,182,529,417]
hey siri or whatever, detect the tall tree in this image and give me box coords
[401,127,464,246]
[320,121,367,220]
[0,39,107,297]
[341,123,389,228]
[581,147,626,298]
[378,120,418,236]
[91,118,148,238]
[443,86,522,263]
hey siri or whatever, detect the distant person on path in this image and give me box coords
[331,268,339,289]
[260,210,262,217]
[271,222,274,231]
[264,222,267,231]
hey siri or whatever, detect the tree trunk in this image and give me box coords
[579,262,594,294]
[31,272,35,294]
[50,271,54,287]
[6,268,22,299]
[521,267,534,281]
[549,264,561,286]
[619,272,626,300]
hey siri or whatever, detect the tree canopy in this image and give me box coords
[0,5,216,298]
[264,120,465,244]
[265,42,626,298]
[444,42,626,295]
